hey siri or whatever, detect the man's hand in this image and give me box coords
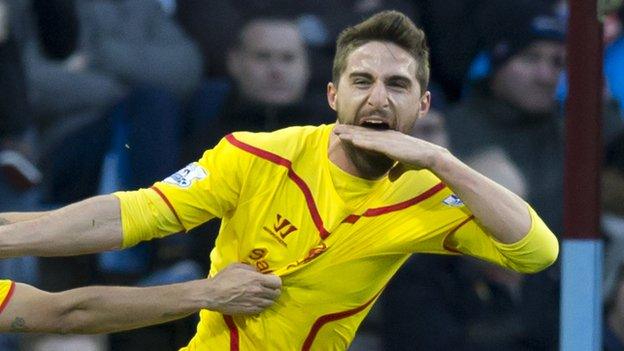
[333,124,450,180]
[205,263,282,315]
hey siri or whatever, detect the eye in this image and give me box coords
[352,78,371,87]
[387,79,409,91]
[519,52,541,64]
[253,51,272,62]
[280,53,296,64]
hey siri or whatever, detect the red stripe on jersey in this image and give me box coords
[342,214,361,224]
[301,289,383,351]
[225,134,330,239]
[363,182,446,217]
[0,281,16,315]
[223,315,240,351]
[150,186,186,231]
[443,215,475,253]
[341,182,446,225]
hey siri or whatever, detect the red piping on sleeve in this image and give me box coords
[150,186,186,231]
[443,215,475,253]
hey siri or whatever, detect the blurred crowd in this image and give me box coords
[1,0,624,350]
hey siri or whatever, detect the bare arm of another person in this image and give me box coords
[0,195,123,257]
[0,263,281,334]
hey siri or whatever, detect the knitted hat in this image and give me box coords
[482,0,566,70]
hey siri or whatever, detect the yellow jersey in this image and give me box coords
[0,280,15,316]
[115,124,558,351]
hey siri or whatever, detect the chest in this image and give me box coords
[215,163,460,279]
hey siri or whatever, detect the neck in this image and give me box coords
[328,132,393,180]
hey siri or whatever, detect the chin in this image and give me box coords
[356,149,395,178]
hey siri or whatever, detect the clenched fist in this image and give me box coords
[204,263,282,315]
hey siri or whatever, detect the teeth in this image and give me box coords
[361,119,385,125]
[361,120,390,130]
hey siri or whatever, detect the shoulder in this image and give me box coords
[225,124,331,161]
[392,169,451,203]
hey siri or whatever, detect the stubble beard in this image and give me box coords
[337,108,396,179]
[342,141,395,180]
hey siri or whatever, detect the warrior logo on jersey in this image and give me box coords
[262,214,298,247]
[442,194,464,207]
[163,162,208,188]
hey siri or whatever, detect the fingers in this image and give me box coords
[209,263,283,316]
[238,298,276,315]
[334,126,390,148]
[260,286,281,300]
[223,263,282,289]
[259,273,282,289]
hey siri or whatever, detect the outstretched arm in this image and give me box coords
[0,195,123,258]
[0,264,282,334]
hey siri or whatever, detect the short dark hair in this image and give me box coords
[332,11,430,92]
[232,17,299,51]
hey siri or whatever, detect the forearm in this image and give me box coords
[53,280,208,334]
[0,195,123,257]
[0,211,50,224]
[430,150,531,243]
[1,264,281,334]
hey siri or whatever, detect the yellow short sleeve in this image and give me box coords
[114,188,184,248]
[114,137,249,248]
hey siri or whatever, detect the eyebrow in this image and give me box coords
[349,72,374,80]
[387,75,412,87]
[349,71,413,86]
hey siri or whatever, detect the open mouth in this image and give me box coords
[360,120,390,130]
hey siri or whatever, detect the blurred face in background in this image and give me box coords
[490,40,565,114]
[227,20,310,106]
[410,109,448,148]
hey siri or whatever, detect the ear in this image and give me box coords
[418,91,432,118]
[327,82,338,111]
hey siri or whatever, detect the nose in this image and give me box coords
[367,81,389,108]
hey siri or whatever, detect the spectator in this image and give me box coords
[175,0,416,83]
[20,0,203,203]
[0,0,40,199]
[444,1,568,348]
[446,0,567,236]
[185,16,330,159]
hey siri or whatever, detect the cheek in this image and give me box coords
[395,99,422,132]
[335,96,357,122]
[247,62,270,80]
[287,65,306,81]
